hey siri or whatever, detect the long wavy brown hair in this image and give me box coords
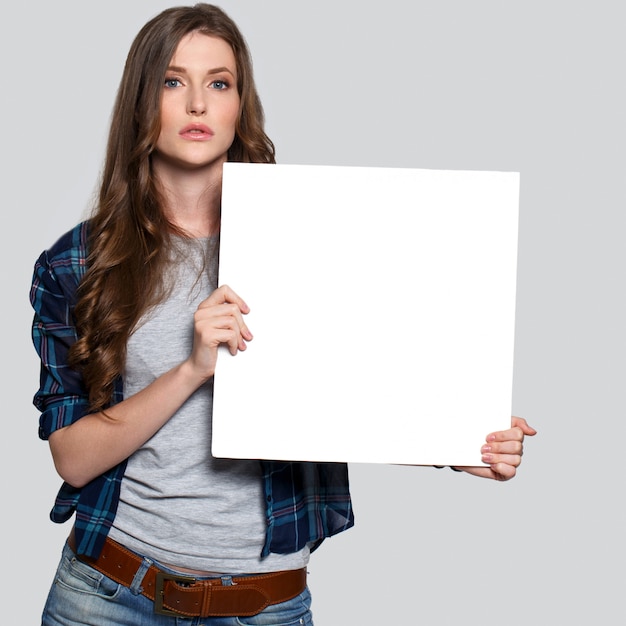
[69,3,275,412]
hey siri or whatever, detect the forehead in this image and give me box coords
[170,31,237,72]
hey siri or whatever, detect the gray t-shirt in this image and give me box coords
[108,237,309,573]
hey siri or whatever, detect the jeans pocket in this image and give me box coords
[42,546,125,626]
[54,548,121,599]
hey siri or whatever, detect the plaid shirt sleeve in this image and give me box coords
[30,222,126,558]
[30,222,91,439]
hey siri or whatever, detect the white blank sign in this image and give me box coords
[213,163,519,466]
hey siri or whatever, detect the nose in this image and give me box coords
[187,86,207,116]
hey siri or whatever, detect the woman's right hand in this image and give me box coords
[187,284,253,382]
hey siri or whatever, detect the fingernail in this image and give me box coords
[482,453,493,463]
[481,445,491,453]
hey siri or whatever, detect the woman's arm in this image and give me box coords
[49,285,252,488]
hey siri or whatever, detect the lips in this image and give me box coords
[179,123,214,140]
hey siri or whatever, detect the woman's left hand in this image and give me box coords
[455,416,537,481]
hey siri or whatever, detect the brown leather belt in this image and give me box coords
[68,532,306,617]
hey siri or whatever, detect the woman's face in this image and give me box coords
[153,31,240,173]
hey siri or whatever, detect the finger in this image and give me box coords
[512,416,537,436]
[454,465,516,481]
[480,452,523,468]
[209,328,241,355]
[195,313,249,355]
[199,284,250,314]
[486,419,537,446]
[195,302,253,342]
[212,297,253,341]
[481,440,523,456]
[486,427,524,444]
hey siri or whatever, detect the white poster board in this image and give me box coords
[213,163,519,466]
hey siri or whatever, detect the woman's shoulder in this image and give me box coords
[34,220,91,289]
[44,220,90,261]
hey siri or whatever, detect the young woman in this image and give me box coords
[30,4,536,624]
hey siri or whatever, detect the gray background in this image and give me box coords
[2,1,623,623]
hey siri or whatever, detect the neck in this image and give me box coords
[153,157,224,238]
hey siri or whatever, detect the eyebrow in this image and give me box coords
[166,65,236,77]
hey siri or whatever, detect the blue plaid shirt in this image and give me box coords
[30,221,354,559]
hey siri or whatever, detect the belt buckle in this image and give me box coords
[154,571,197,616]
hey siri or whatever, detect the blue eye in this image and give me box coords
[211,80,229,90]
[164,78,182,88]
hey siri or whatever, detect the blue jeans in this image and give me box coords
[42,542,314,626]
